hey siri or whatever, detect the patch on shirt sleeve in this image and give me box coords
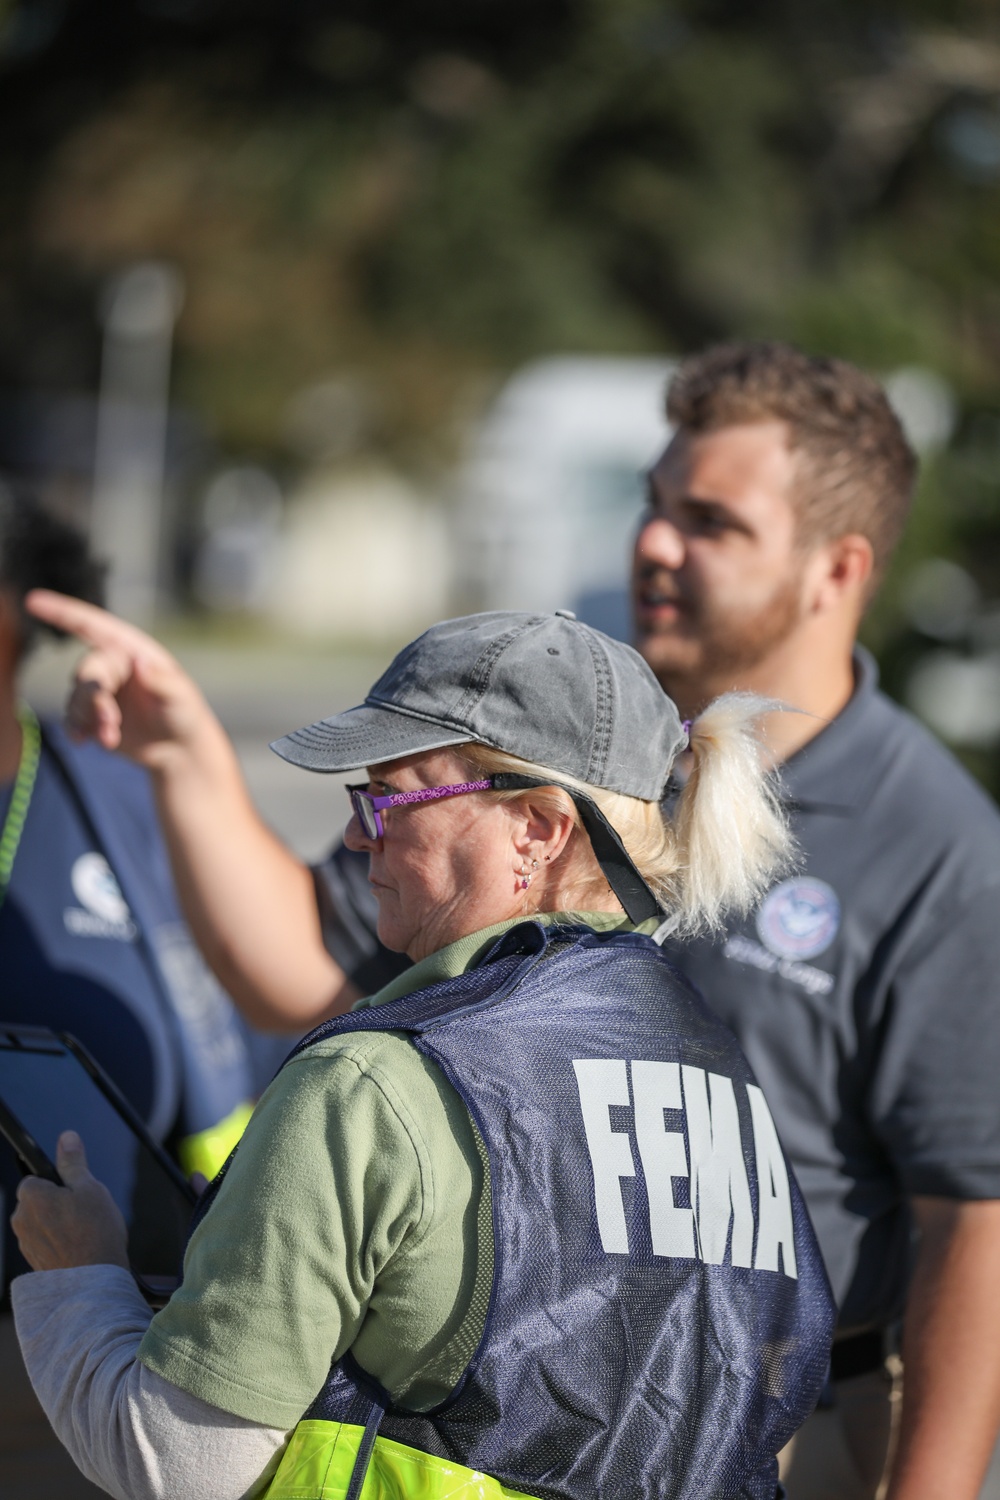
[755,878,840,961]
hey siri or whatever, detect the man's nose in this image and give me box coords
[634,512,685,571]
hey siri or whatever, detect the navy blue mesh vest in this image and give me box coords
[195,922,835,1499]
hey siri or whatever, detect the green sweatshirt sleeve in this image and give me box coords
[138,1031,486,1428]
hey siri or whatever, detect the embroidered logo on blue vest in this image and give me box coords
[64,853,137,941]
[756,877,840,961]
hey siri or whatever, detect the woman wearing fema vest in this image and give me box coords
[11,610,835,1500]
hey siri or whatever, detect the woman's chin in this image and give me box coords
[374,911,410,956]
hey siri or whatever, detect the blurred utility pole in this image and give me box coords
[91,262,184,623]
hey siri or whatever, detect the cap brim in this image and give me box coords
[270,702,473,773]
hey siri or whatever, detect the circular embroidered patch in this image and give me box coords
[756,877,841,961]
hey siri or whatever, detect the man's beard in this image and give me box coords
[634,569,805,705]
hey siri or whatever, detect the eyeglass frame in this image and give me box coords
[346,778,493,840]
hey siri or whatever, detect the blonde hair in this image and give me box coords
[458,692,793,938]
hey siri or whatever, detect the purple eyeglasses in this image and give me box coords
[346,779,493,840]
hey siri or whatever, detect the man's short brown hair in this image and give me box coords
[666,341,918,586]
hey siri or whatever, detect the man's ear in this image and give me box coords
[805,534,874,615]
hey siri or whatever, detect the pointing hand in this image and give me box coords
[25,590,212,771]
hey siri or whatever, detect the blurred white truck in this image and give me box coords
[457,356,676,639]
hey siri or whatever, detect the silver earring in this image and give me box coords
[519,861,532,890]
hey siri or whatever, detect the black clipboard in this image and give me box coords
[0,1025,198,1304]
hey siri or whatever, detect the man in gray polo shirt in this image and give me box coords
[28,342,1000,1500]
[630,341,1000,1500]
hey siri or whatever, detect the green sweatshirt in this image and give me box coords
[139,912,654,1428]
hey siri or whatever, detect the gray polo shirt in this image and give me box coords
[312,650,1000,1333]
[665,651,1000,1331]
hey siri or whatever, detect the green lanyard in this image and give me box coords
[0,704,41,909]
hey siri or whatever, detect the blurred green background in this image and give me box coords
[4,0,1000,791]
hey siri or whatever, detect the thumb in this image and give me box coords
[132,650,180,699]
[55,1130,91,1186]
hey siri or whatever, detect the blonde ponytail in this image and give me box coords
[660,693,793,938]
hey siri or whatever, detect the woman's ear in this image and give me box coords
[509,792,577,867]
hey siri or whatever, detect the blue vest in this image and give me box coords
[197,921,835,1500]
[39,720,253,1142]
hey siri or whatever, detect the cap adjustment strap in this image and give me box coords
[491,773,661,924]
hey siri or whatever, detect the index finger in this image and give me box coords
[14,1172,61,1204]
[25,591,172,666]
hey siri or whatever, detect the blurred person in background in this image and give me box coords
[0,485,254,1500]
[11,610,835,1500]
[28,341,1000,1500]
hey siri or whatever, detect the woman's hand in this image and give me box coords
[11,1132,130,1272]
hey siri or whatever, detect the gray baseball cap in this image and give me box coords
[270,610,685,800]
[271,612,685,924]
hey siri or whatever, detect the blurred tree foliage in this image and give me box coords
[2,0,999,447]
[3,0,1000,774]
